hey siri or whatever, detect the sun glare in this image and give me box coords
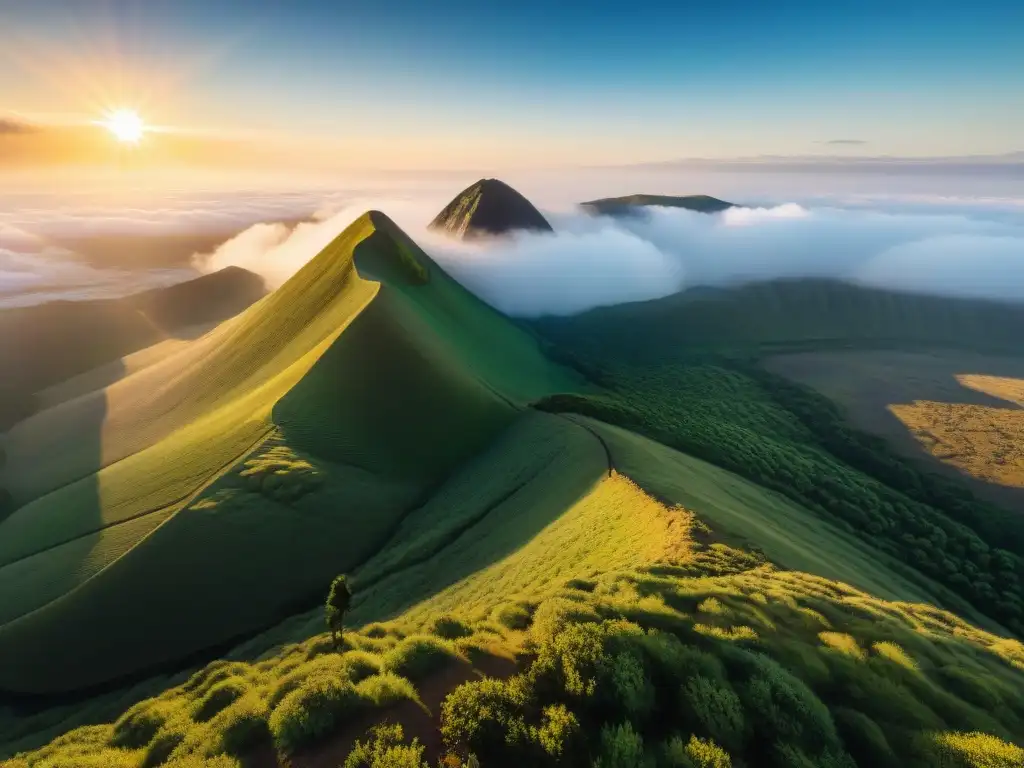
[102,109,145,144]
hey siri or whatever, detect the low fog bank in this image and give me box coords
[3,179,1024,316]
[194,199,1024,317]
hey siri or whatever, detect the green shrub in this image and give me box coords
[111,700,180,749]
[606,650,656,719]
[441,677,531,759]
[268,677,365,753]
[430,615,474,640]
[207,693,270,756]
[493,602,532,631]
[192,678,249,723]
[532,704,580,760]
[344,723,429,768]
[683,735,732,768]
[141,716,191,767]
[593,722,652,768]
[933,730,1024,767]
[935,667,1005,712]
[382,635,460,681]
[531,598,601,643]
[355,673,418,708]
[833,708,898,768]
[266,655,348,707]
[638,633,725,685]
[342,651,385,683]
[531,621,607,699]
[181,662,251,698]
[740,653,840,754]
[682,675,746,751]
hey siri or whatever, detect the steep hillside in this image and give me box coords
[0,212,578,693]
[533,278,1024,365]
[0,267,267,430]
[428,178,553,239]
[581,193,735,216]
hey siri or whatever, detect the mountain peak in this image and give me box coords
[429,178,553,240]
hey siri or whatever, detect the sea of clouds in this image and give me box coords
[3,182,1024,315]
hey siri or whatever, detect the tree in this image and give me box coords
[326,574,353,652]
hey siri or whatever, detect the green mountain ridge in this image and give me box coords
[581,193,735,216]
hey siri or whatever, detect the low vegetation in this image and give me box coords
[536,363,1024,637]
[8,534,1022,767]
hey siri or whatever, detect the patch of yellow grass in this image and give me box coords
[872,641,918,671]
[889,399,1024,488]
[819,631,866,661]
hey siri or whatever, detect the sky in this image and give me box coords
[1,0,1023,174]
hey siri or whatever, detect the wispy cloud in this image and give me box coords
[824,139,867,146]
[0,117,39,135]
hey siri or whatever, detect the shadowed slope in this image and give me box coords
[534,278,1024,365]
[0,267,266,430]
[428,178,553,239]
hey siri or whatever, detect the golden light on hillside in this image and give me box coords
[100,109,145,143]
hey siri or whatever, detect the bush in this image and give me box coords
[740,654,840,754]
[683,735,732,768]
[531,598,601,643]
[532,704,580,760]
[266,655,348,707]
[430,615,474,640]
[606,650,656,719]
[441,677,531,759]
[208,693,270,756]
[193,678,250,723]
[344,723,429,768]
[111,700,180,749]
[342,651,385,683]
[355,673,418,708]
[833,708,898,768]
[593,722,651,768]
[382,635,460,681]
[493,602,532,631]
[141,716,191,767]
[933,730,1024,767]
[269,677,365,753]
[682,675,747,751]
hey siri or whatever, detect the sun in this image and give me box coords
[102,109,145,144]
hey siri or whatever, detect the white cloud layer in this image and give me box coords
[193,198,1024,316]
[2,184,1024,315]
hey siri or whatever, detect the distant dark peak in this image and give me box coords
[581,194,735,217]
[429,178,553,239]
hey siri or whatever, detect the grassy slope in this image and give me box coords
[0,267,267,430]
[584,416,998,627]
[6,421,1024,766]
[533,278,1024,364]
[0,213,577,694]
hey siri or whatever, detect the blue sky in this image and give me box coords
[1,0,1022,168]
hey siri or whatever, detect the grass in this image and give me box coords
[535,363,1024,636]
[532,278,1024,365]
[0,212,577,694]
[6,456,1024,767]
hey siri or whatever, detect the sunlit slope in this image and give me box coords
[0,212,577,694]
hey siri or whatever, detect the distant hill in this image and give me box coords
[0,267,266,430]
[429,178,553,239]
[581,193,735,216]
[533,278,1024,365]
